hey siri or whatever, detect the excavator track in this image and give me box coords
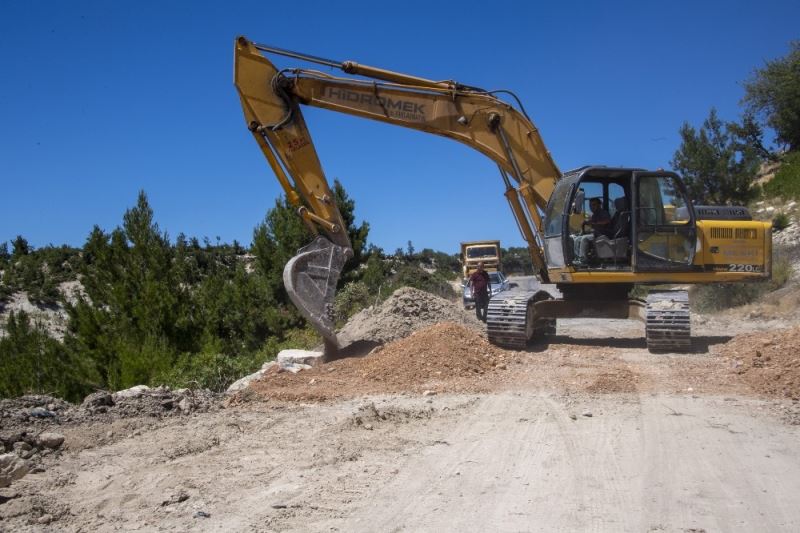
[486,291,535,349]
[644,290,691,352]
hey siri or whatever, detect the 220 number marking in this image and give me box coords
[728,264,761,272]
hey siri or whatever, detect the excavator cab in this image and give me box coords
[543,167,697,273]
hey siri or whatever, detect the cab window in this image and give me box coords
[638,176,690,226]
[544,180,571,237]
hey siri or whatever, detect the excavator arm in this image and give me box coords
[233,36,561,352]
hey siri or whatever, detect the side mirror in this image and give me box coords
[573,190,585,215]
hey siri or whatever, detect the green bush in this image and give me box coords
[334,281,371,323]
[155,327,321,392]
[386,264,456,300]
[691,253,794,312]
[157,346,260,393]
[434,268,459,281]
[0,242,82,305]
[764,151,800,199]
[361,253,390,294]
[773,212,791,231]
[0,311,98,401]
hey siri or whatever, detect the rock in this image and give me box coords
[29,407,56,419]
[271,503,288,509]
[36,432,65,449]
[0,453,29,488]
[277,349,324,368]
[82,391,114,408]
[37,514,53,524]
[161,490,189,506]
[581,411,593,418]
[227,371,263,393]
[12,442,34,459]
[363,424,374,430]
[178,397,192,413]
[569,414,577,420]
[12,441,32,453]
[113,385,151,400]
[283,363,312,374]
[226,362,277,393]
[194,511,211,518]
[422,390,437,397]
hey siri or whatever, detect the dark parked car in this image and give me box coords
[463,271,510,308]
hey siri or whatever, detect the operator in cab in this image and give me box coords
[468,262,491,323]
[573,197,612,266]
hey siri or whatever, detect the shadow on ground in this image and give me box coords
[524,334,733,354]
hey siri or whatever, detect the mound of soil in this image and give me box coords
[337,287,482,346]
[715,325,800,400]
[0,387,221,455]
[249,323,516,401]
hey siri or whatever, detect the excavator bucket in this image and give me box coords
[283,236,353,357]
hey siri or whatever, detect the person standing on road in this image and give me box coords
[468,262,491,323]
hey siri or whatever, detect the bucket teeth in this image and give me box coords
[283,236,353,350]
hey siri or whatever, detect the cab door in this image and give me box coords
[632,171,697,271]
[542,178,573,268]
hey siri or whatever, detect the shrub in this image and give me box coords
[155,327,321,392]
[691,252,793,312]
[386,264,456,300]
[773,212,791,231]
[157,348,260,393]
[334,281,371,323]
[764,151,800,199]
[0,311,97,402]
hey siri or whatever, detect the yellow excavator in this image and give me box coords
[233,36,772,355]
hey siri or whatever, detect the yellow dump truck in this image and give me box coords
[461,240,502,279]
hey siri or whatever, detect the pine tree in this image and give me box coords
[742,41,800,152]
[671,108,761,205]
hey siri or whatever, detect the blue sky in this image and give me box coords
[1,0,798,254]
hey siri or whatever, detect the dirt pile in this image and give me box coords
[0,388,221,455]
[0,387,219,428]
[248,322,515,401]
[337,287,482,346]
[98,386,219,419]
[714,325,800,400]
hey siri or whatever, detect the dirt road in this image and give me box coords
[4,391,797,532]
[2,285,800,532]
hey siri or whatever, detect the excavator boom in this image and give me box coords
[233,36,560,352]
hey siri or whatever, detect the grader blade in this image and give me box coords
[283,236,352,357]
